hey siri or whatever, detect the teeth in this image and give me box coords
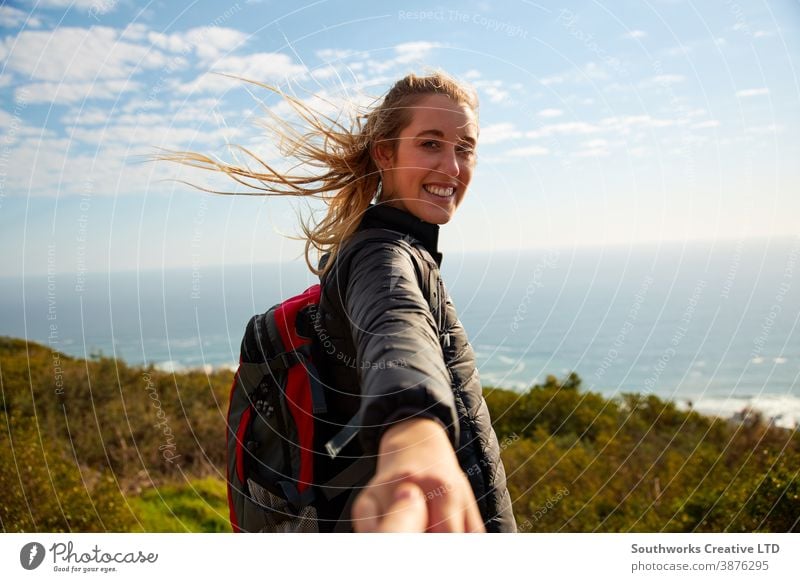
[424,185,455,197]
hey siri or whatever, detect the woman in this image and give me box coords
[159,71,516,533]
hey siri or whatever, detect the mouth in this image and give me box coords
[422,184,457,198]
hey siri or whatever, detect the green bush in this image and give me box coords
[0,412,135,532]
[128,477,230,533]
[486,372,800,532]
[3,337,798,532]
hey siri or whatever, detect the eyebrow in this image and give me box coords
[415,129,476,146]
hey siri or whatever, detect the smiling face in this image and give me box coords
[373,93,478,225]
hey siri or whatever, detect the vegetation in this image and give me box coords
[128,477,229,532]
[0,336,230,532]
[486,372,800,532]
[1,337,797,532]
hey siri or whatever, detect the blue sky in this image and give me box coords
[1,0,798,276]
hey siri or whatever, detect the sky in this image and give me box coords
[1,0,798,276]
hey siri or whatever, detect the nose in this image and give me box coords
[438,144,461,178]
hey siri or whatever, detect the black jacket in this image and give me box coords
[311,203,516,533]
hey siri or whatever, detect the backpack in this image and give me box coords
[225,228,409,532]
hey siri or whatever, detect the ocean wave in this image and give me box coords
[677,394,800,430]
[153,360,186,373]
[474,343,517,354]
[749,356,789,364]
[479,371,530,391]
[153,360,237,374]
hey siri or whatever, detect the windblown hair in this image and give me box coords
[152,70,479,277]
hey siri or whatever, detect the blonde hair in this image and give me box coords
[152,69,479,277]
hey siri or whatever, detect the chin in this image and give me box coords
[411,201,458,225]
[416,209,452,225]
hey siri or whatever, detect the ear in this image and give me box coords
[371,140,395,172]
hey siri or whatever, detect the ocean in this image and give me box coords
[2,236,798,428]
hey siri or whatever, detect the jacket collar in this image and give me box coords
[358,203,442,267]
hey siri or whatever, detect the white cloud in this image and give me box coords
[0,136,87,196]
[495,115,680,153]
[316,48,361,61]
[624,30,647,39]
[60,108,116,126]
[214,52,306,79]
[601,115,676,132]
[1,119,258,199]
[119,97,170,114]
[63,98,239,129]
[541,74,566,86]
[537,108,563,118]
[746,124,783,134]
[150,26,250,63]
[393,41,443,64]
[179,53,307,94]
[691,120,720,129]
[0,109,15,132]
[0,5,42,28]
[471,78,510,104]
[573,146,610,158]
[309,64,342,80]
[662,45,692,57]
[506,145,549,157]
[641,74,686,88]
[119,23,150,42]
[541,62,609,86]
[359,41,444,75]
[266,85,375,124]
[754,30,774,38]
[1,24,253,100]
[35,0,119,15]
[483,86,509,103]
[70,123,246,146]
[148,30,194,54]
[479,122,522,145]
[2,27,171,83]
[17,79,143,104]
[582,138,608,149]
[526,121,600,139]
[583,62,610,81]
[736,88,769,98]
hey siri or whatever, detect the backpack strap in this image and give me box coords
[324,411,361,459]
[316,455,375,501]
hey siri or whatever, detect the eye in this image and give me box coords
[421,140,440,149]
[457,144,476,157]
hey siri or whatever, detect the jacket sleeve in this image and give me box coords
[344,240,459,456]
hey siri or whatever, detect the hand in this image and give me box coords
[351,417,486,533]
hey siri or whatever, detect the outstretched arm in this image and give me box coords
[341,240,484,531]
[351,417,485,532]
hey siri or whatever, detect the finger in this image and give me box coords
[377,482,427,533]
[464,496,486,533]
[425,481,465,533]
[351,489,381,533]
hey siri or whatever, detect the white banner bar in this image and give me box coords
[1,533,796,581]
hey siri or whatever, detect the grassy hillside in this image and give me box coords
[1,337,797,532]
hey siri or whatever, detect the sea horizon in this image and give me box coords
[2,236,798,428]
